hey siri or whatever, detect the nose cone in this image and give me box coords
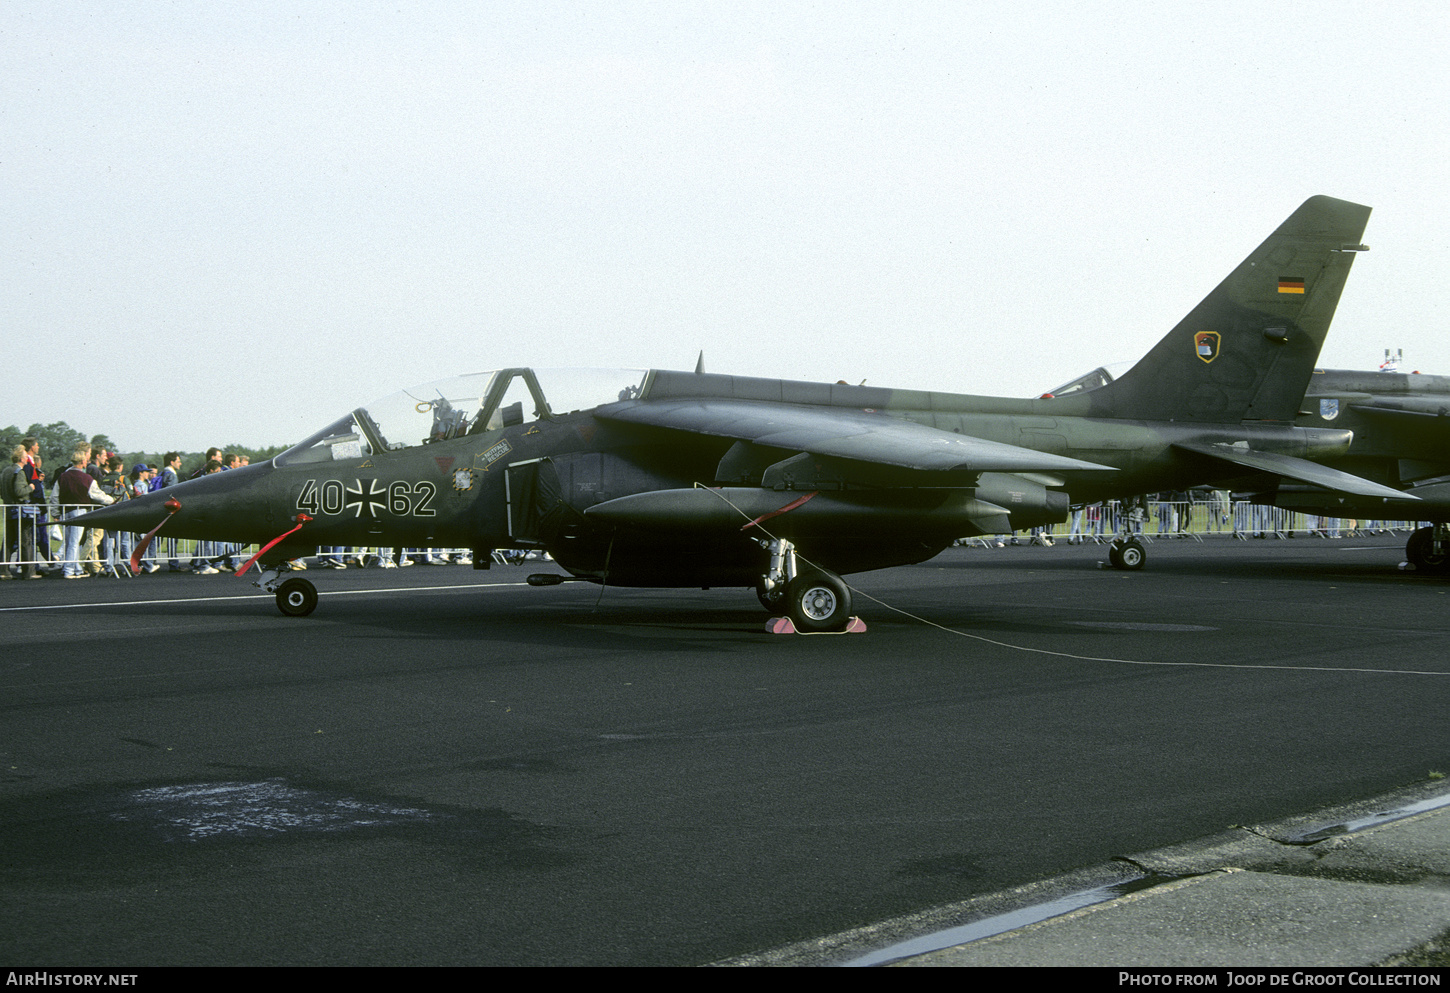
[64,462,277,542]
[63,488,177,534]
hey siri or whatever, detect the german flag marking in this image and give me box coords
[1278,277,1306,294]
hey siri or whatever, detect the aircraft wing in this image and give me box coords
[594,399,1115,474]
[1172,441,1418,501]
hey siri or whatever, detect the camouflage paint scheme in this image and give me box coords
[72,196,1393,618]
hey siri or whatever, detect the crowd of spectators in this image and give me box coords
[2,439,478,578]
[2,437,195,578]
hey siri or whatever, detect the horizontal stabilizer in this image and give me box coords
[1173,441,1417,501]
[596,399,1115,475]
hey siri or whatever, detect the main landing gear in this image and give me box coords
[1405,525,1450,575]
[757,538,855,632]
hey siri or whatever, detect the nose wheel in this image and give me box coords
[275,577,319,616]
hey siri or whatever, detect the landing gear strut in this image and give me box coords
[758,538,854,631]
[756,578,785,613]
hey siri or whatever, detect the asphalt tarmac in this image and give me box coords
[2,532,1448,967]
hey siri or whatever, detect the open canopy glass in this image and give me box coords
[276,368,648,466]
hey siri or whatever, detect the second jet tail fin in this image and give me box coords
[1081,195,1371,424]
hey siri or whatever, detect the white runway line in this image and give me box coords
[0,582,537,612]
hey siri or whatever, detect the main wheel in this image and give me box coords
[1117,538,1146,570]
[1406,527,1450,574]
[276,577,319,617]
[786,571,852,632]
[756,578,786,613]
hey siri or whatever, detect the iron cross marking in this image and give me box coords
[344,479,388,518]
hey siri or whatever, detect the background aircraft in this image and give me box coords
[1047,362,1450,572]
[1259,367,1449,571]
[70,195,1386,629]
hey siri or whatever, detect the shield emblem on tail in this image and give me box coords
[1194,331,1221,364]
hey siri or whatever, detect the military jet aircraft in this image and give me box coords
[1262,366,1447,570]
[71,195,1393,629]
[1046,360,1447,571]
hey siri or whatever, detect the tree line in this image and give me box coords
[0,422,286,477]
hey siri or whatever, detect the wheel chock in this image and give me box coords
[765,616,868,635]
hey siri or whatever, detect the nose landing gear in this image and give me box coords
[275,577,319,616]
[252,567,319,617]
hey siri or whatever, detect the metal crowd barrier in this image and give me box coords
[1,503,485,577]
[2,500,1424,577]
[0,503,253,577]
[960,499,1423,546]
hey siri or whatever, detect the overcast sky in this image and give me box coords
[4,1,1447,453]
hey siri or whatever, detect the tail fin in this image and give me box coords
[1084,195,1371,424]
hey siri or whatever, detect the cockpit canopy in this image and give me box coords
[1040,361,1133,399]
[276,368,648,466]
